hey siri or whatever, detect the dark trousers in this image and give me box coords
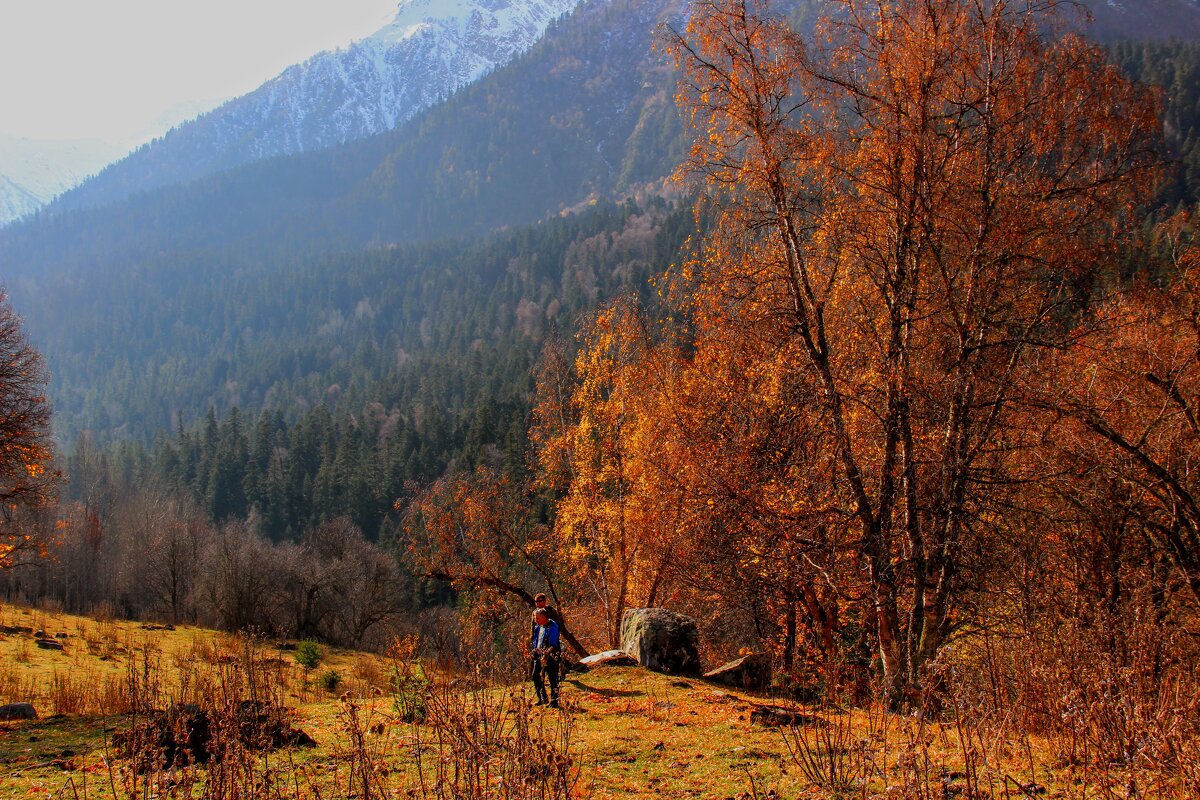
[530,651,560,702]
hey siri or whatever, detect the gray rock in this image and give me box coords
[619,608,701,676]
[704,653,773,692]
[35,639,64,651]
[0,702,37,720]
[579,649,637,668]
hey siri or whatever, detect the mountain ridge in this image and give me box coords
[5,0,1200,449]
[1,0,687,281]
[3,0,1197,227]
[47,0,580,216]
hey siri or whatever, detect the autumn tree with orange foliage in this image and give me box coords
[0,290,57,570]
[657,298,856,682]
[532,300,688,649]
[665,0,1161,700]
[535,298,851,674]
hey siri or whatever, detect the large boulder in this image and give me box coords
[0,702,37,720]
[619,608,701,676]
[704,653,773,692]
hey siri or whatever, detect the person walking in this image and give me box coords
[530,607,561,708]
[532,592,572,680]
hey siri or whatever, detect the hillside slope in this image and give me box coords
[0,135,124,225]
[1,602,1190,799]
[6,0,1200,455]
[1087,0,1200,41]
[1,0,687,280]
[48,0,580,216]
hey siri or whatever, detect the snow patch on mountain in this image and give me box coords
[225,0,581,152]
[52,0,581,213]
[0,175,43,224]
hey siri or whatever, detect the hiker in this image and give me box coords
[532,592,571,679]
[530,607,561,708]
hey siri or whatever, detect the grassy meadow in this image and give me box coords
[0,602,1195,799]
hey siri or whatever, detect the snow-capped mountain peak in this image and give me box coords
[318,0,579,135]
[47,0,581,215]
[374,0,569,47]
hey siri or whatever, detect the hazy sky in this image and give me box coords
[0,0,399,144]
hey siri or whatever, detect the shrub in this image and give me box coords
[320,669,342,693]
[294,640,323,670]
[391,669,429,722]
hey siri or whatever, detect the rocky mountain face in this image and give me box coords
[49,0,579,215]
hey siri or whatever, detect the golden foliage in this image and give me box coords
[654,0,1163,697]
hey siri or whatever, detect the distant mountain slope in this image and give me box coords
[50,0,579,215]
[0,175,42,224]
[0,136,123,225]
[0,0,692,445]
[24,197,689,445]
[9,0,1197,228]
[14,0,1197,274]
[1,0,688,278]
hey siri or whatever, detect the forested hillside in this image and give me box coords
[1111,38,1200,208]
[12,34,1200,452]
[1087,0,1200,40]
[60,199,691,538]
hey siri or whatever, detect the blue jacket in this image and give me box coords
[530,618,560,653]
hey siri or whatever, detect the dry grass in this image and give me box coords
[0,603,389,716]
[0,601,396,799]
[1,602,1199,799]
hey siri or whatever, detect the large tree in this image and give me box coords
[666,0,1161,700]
[401,466,590,657]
